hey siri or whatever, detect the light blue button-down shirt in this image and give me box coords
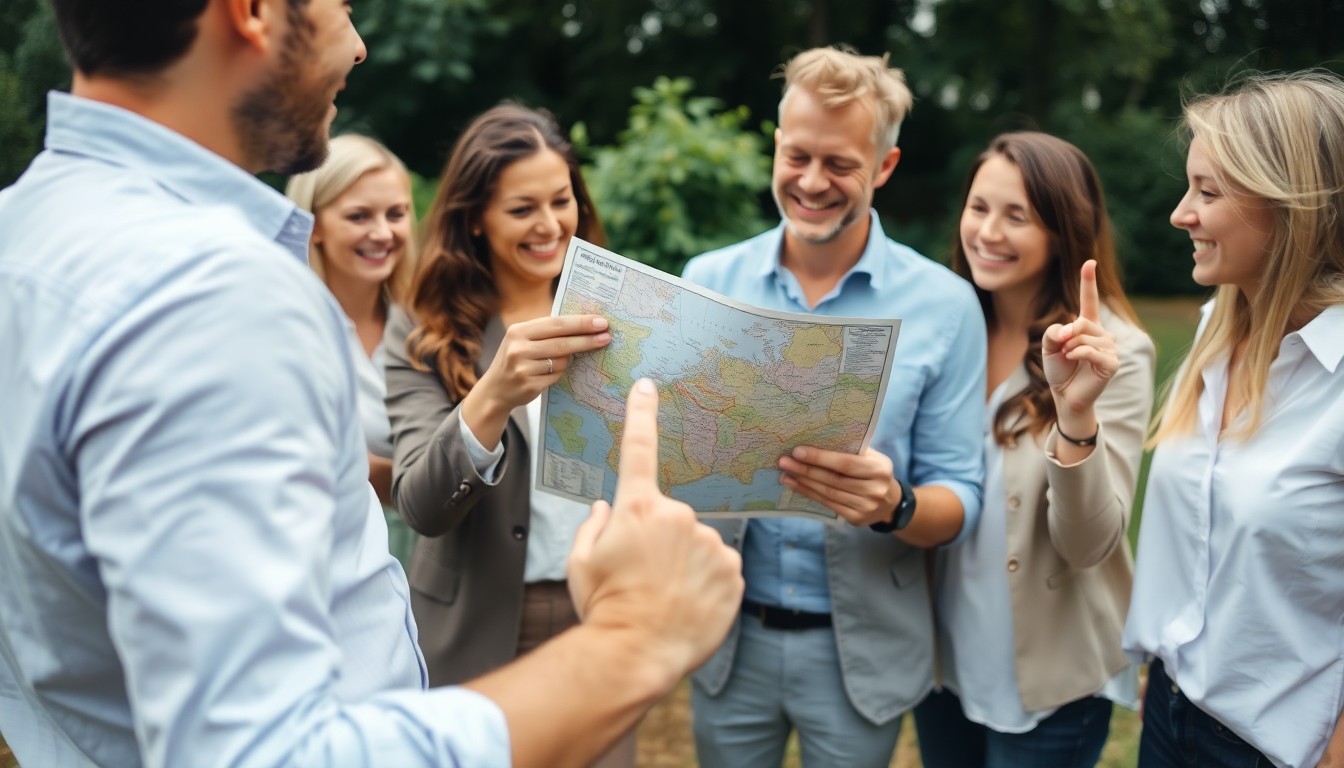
[0,93,509,768]
[682,214,985,612]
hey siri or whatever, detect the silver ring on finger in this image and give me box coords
[546,357,554,375]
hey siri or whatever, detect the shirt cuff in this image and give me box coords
[458,410,505,483]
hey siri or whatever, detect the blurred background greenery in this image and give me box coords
[5,0,1344,289]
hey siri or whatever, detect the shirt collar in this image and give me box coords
[1294,303,1344,373]
[42,91,313,263]
[759,209,888,290]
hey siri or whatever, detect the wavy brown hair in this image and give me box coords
[951,132,1139,446]
[407,103,605,401]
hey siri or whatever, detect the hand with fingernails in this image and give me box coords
[459,314,611,450]
[1042,259,1118,447]
[778,446,901,529]
[567,378,745,673]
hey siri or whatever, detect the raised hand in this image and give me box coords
[1042,259,1118,431]
[568,379,744,673]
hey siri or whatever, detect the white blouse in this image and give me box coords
[458,399,589,584]
[1124,304,1344,768]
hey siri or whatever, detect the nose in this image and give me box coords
[1170,193,1196,230]
[369,215,392,242]
[797,161,828,195]
[536,206,561,236]
[976,212,1004,243]
[352,23,368,66]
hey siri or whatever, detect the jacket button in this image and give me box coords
[459,481,471,496]
[512,525,526,541]
[1007,495,1021,511]
[1006,557,1020,573]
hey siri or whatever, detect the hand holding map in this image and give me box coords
[538,239,902,523]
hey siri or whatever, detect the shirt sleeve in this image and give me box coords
[459,409,506,481]
[910,284,987,546]
[64,244,511,768]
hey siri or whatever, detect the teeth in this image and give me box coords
[977,250,1014,263]
[523,240,559,253]
[1193,240,1214,252]
[355,248,391,260]
[797,199,831,211]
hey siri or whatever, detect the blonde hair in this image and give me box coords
[777,46,914,151]
[1154,71,1344,444]
[284,134,419,306]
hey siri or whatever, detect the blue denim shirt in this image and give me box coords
[682,213,985,612]
[0,93,508,768]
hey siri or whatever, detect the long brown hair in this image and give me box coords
[951,131,1138,445]
[407,103,605,400]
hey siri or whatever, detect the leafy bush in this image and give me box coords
[579,76,772,277]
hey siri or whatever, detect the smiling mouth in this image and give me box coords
[1193,240,1214,253]
[974,248,1017,264]
[522,240,562,256]
[355,246,393,262]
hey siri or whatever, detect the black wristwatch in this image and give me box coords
[870,477,916,533]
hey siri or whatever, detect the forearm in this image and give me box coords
[465,623,677,768]
[894,484,964,548]
[1320,705,1344,767]
[368,453,393,504]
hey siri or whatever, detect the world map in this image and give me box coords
[538,240,899,521]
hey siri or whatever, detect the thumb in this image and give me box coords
[1042,322,1071,356]
[567,499,614,619]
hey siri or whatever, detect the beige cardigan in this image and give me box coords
[972,310,1154,712]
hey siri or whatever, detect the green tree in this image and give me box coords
[581,76,771,276]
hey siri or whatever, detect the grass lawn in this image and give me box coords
[0,296,1204,768]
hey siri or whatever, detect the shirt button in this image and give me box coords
[1006,557,1020,573]
[512,526,526,541]
[458,481,471,496]
[1007,495,1021,511]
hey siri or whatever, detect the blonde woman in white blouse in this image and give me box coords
[1125,72,1344,768]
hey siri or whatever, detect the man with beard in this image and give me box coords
[681,47,986,767]
[0,2,743,767]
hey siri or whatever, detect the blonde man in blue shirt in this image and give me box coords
[0,2,743,767]
[683,46,987,768]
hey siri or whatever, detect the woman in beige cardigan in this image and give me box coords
[913,132,1154,767]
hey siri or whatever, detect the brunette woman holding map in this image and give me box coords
[382,104,636,767]
[912,132,1154,767]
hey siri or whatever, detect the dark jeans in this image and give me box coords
[1138,660,1272,768]
[913,688,1112,768]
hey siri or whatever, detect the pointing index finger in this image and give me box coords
[1079,259,1100,323]
[613,378,662,504]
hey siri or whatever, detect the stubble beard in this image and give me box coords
[232,15,336,175]
[771,185,861,245]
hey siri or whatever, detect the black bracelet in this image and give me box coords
[1057,424,1099,447]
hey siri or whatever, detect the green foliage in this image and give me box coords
[580,77,772,276]
[0,55,38,187]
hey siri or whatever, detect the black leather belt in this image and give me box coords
[742,598,833,630]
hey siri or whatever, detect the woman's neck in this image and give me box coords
[326,276,385,357]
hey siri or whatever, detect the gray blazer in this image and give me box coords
[384,306,532,687]
[692,521,932,726]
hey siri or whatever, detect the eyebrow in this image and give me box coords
[502,185,573,204]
